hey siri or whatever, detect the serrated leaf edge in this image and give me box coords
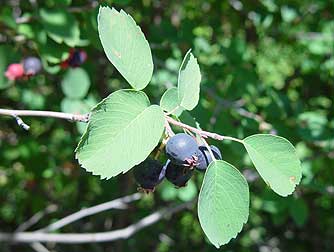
[198,160,249,248]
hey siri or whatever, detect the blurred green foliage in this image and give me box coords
[0,0,333,251]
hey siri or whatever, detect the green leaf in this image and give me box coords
[198,160,249,248]
[61,68,90,99]
[243,134,302,196]
[75,89,165,179]
[98,6,153,90]
[39,8,80,46]
[178,49,201,110]
[160,87,183,116]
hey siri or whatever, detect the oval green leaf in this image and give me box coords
[160,87,183,116]
[178,49,201,110]
[75,89,165,179]
[61,68,90,99]
[198,160,249,248]
[98,6,153,90]
[243,134,302,196]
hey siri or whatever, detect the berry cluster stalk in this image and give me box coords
[165,115,244,144]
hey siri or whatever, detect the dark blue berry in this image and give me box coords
[22,57,42,75]
[133,159,165,192]
[165,159,194,187]
[165,133,199,166]
[196,145,222,172]
[68,50,87,67]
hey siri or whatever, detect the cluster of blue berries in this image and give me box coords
[133,133,222,192]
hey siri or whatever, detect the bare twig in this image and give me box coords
[0,109,90,123]
[165,115,244,144]
[12,114,30,130]
[200,136,216,161]
[30,242,51,252]
[37,193,141,233]
[15,205,58,232]
[0,108,244,143]
[0,201,193,244]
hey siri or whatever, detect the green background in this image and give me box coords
[0,0,333,251]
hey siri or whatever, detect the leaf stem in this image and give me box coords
[165,115,244,144]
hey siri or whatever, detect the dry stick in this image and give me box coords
[30,242,51,252]
[15,205,58,252]
[0,201,193,244]
[15,205,58,232]
[37,193,141,233]
[0,109,89,123]
[165,116,244,144]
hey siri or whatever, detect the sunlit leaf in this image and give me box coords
[75,89,165,179]
[160,87,183,116]
[243,134,302,196]
[178,49,201,110]
[198,160,249,248]
[98,6,153,90]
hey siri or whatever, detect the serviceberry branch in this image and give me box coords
[0,108,243,143]
[0,109,90,123]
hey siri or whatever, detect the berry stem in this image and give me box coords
[200,136,216,161]
[164,119,175,137]
[165,115,244,144]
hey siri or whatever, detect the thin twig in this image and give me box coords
[164,119,175,137]
[15,205,58,232]
[0,108,244,143]
[0,109,90,123]
[30,242,51,252]
[200,137,216,161]
[37,193,141,233]
[0,201,193,244]
[165,115,244,144]
[12,114,30,130]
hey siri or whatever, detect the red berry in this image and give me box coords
[4,63,24,80]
